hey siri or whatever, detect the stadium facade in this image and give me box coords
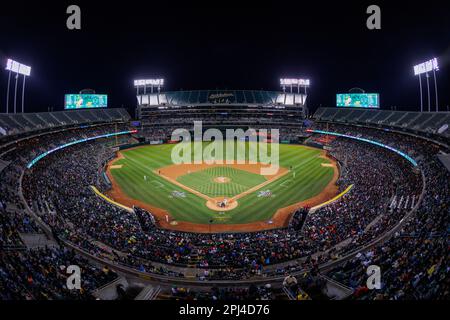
[137,90,306,127]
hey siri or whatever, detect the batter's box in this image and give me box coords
[214,215,230,221]
[150,180,165,189]
[279,179,292,188]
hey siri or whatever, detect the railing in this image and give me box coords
[282,286,296,300]
[319,275,354,300]
[135,285,161,300]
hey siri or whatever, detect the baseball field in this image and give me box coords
[106,142,338,232]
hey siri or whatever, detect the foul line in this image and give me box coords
[310,184,354,212]
[90,186,134,213]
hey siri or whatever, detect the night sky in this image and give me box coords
[1,0,449,115]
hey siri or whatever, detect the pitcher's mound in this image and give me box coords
[213,176,231,183]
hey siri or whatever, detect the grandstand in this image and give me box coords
[2,0,450,308]
[0,102,448,301]
[314,107,450,139]
[137,90,307,126]
[0,108,130,137]
[134,89,309,144]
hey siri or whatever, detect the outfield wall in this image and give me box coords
[118,141,162,151]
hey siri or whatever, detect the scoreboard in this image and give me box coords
[336,93,379,108]
[65,94,108,109]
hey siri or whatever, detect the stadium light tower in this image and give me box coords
[5,59,31,113]
[280,78,310,94]
[413,58,439,112]
[134,78,164,95]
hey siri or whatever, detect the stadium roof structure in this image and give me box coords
[136,90,307,107]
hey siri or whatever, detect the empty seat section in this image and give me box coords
[86,110,103,121]
[383,112,405,125]
[37,113,61,126]
[0,115,15,132]
[13,114,36,130]
[244,91,255,103]
[313,108,327,119]
[321,108,339,120]
[52,112,76,124]
[107,109,122,119]
[78,110,97,122]
[25,114,47,127]
[117,108,131,120]
[333,109,350,121]
[368,111,391,124]
[65,111,86,123]
[346,109,365,121]
[334,109,352,121]
[395,112,420,127]
[430,114,450,132]
[409,113,433,129]
[358,110,378,122]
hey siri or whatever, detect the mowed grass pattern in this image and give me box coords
[110,143,335,224]
[177,166,267,198]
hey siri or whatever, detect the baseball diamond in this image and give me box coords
[177,166,267,198]
[106,142,339,231]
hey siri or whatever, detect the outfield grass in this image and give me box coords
[109,142,335,224]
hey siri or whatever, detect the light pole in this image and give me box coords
[22,74,26,113]
[134,79,164,116]
[5,70,11,113]
[280,78,310,108]
[413,58,439,112]
[433,68,439,112]
[418,74,423,112]
[5,59,31,113]
[426,73,431,112]
[13,73,19,114]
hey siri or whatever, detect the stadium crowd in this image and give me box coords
[19,123,422,273]
[314,123,449,300]
[0,246,118,299]
[0,118,448,300]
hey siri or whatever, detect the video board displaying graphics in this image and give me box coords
[336,93,380,108]
[64,94,108,109]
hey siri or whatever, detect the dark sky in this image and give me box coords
[1,0,450,115]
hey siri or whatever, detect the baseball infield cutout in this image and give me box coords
[155,163,289,212]
[105,146,340,233]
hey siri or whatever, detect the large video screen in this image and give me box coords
[65,94,108,109]
[336,93,379,108]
